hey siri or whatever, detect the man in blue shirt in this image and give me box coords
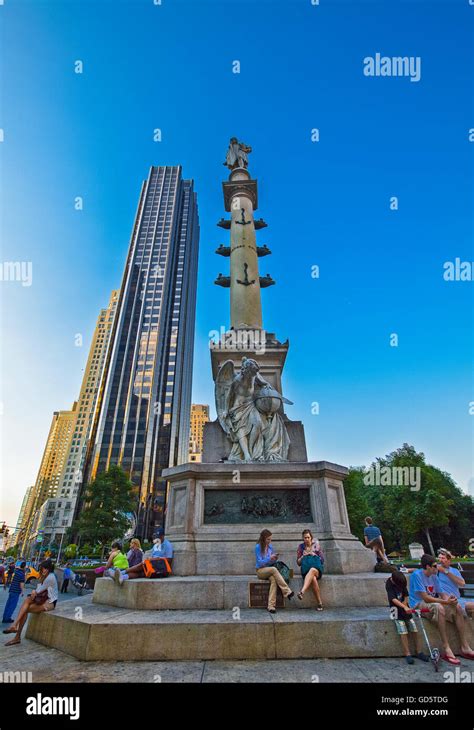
[151,528,173,560]
[436,548,474,617]
[2,562,25,623]
[61,563,73,594]
[408,554,474,665]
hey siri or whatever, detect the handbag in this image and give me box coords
[301,554,323,576]
[272,560,291,583]
[142,557,172,579]
[33,590,49,605]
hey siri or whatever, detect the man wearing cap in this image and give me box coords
[150,528,173,561]
[437,548,474,619]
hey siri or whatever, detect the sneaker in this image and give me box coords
[113,569,122,585]
[405,656,415,665]
[287,591,294,601]
[416,652,430,662]
[268,608,276,614]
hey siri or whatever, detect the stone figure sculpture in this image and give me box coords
[215,357,292,462]
[224,137,252,170]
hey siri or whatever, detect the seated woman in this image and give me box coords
[296,529,324,610]
[255,529,294,614]
[3,559,58,646]
[126,538,144,569]
[104,541,129,579]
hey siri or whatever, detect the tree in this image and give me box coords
[81,543,93,558]
[343,467,370,541]
[64,544,78,560]
[345,444,471,556]
[71,465,137,548]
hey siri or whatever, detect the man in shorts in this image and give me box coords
[436,548,474,618]
[408,553,474,665]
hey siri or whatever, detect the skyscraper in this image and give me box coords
[12,485,35,547]
[51,290,119,541]
[23,403,77,553]
[189,404,210,462]
[81,166,199,538]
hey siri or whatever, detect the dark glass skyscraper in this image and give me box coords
[82,166,199,538]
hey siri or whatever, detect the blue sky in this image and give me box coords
[1,0,473,527]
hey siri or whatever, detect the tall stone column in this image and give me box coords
[223,168,262,330]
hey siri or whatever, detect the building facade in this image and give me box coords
[189,404,210,463]
[23,403,78,554]
[49,290,119,543]
[12,485,35,548]
[80,166,199,539]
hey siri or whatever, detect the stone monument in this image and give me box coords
[163,140,374,576]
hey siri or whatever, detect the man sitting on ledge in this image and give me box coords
[111,528,173,586]
[408,553,474,666]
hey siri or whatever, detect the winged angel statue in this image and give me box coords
[215,357,293,463]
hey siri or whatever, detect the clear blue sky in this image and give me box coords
[1,0,473,528]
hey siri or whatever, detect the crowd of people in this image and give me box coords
[1,519,472,667]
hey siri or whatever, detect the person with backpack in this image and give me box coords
[255,529,294,614]
[296,529,324,610]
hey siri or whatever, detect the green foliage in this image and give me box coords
[80,543,93,557]
[344,443,473,556]
[342,467,370,542]
[71,465,136,547]
[64,544,78,559]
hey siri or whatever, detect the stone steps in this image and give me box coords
[26,595,473,662]
[92,573,389,610]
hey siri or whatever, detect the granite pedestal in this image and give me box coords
[162,460,375,576]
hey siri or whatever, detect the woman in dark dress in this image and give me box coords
[296,529,324,610]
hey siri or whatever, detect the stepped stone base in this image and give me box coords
[92,573,389,611]
[26,596,473,662]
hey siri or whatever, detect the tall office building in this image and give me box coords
[23,402,77,552]
[49,290,119,542]
[81,166,199,539]
[12,485,35,547]
[189,404,210,462]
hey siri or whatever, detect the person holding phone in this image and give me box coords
[296,529,324,610]
[255,529,293,613]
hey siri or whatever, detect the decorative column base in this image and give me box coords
[162,461,375,576]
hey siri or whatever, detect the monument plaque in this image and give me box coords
[204,488,312,524]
